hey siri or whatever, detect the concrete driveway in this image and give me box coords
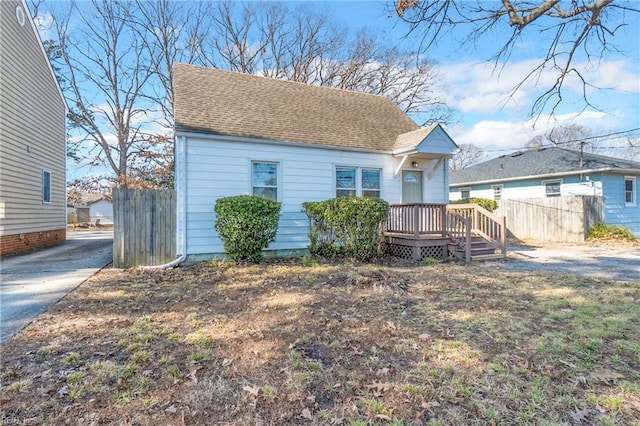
[0,230,113,344]
[488,242,640,282]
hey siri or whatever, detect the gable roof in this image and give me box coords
[450,147,640,186]
[173,63,421,152]
[393,125,438,152]
[393,124,458,156]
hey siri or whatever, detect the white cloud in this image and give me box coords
[585,60,640,93]
[33,12,54,40]
[437,58,640,114]
[449,110,613,151]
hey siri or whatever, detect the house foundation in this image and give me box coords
[0,229,66,256]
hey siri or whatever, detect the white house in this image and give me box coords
[87,199,114,225]
[173,64,458,261]
[449,148,640,237]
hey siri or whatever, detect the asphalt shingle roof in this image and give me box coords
[173,63,420,151]
[392,124,438,152]
[450,147,640,185]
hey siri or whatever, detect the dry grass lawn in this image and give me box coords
[1,258,639,425]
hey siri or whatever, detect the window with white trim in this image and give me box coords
[460,187,471,199]
[336,167,381,197]
[625,176,636,206]
[251,161,278,200]
[42,170,51,203]
[361,168,381,197]
[543,179,561,197]
[336,167,356,197]
[492,184,502,201]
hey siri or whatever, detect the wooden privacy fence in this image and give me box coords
[113,189,176,268]
[496,195,604,243]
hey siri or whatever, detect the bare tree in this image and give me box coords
[133,0,209,126]
[192,2,455,125]
[450,143,486,171]
[37,0,457,190]
[626,137,640,160]
[395,0,640,116]
[525,124,640,160]
[49,0,156,187]
[525,124,603,153]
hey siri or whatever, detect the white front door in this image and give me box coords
[402,171,423,203]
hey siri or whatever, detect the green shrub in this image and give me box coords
[450,197,498,212]
[214,195,281,262]
[300,200,342,258]
[302,197,389,261]
[587,222,634,241]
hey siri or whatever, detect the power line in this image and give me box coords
[478,127,640,154]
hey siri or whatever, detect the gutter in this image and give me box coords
[174,129,392,155]
[450,167,640,187]
[140,135,188,270]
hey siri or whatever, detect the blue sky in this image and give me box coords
[36,1,640,182]
[328,1,640,156]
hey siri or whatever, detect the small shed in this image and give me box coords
[87,199,114,225]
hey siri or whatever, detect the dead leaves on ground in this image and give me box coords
[1,259,639,424]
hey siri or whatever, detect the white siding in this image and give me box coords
[423,158,448,203]
[450,178,603,201]
[181,135,449,255]
[89,200,114,225]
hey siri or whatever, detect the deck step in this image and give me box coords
[452,246,496,255]
[470,253,506,261]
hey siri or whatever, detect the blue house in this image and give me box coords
[449,148,640,237]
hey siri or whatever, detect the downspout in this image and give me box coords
[140,135,187,270]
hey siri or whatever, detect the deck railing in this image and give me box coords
[445,209,472,264]
[385,203,446,237]
[446,204,507,256]
[384,203,506,263]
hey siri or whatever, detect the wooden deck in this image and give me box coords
[382,203,507,264]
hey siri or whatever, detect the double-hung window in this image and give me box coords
[460,187,471,199]
[42,170,51,203]
[336,167,357,197]
[625,176,636,206]
[543,180,561,197]
[492,184,503,201]
[361,168,381,197]
[252,161,278,200]
[336,167,381,197]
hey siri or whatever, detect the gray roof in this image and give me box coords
[173,63,421,151]
[450,147,640,185]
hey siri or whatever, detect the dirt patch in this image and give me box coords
[1,259,639,425]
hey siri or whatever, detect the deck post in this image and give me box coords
[473,206,479,230]
[465,217,472,264]
[413,204,419,238]
[440,205,446,237]
[500,215,507,255]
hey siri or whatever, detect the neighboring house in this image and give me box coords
[173,63,458,260]
[71,193,113,225]
[0,0,67,256]
[449,147,640,237]
[86,198,114,225]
